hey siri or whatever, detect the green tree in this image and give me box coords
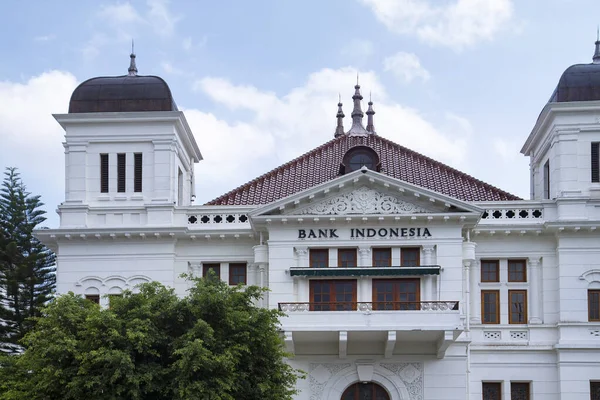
[0,277,301,400]
[0,167,56,353]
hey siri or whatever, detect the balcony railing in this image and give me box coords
[278,301,459,312]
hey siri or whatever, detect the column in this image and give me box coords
[470,259,481,324]
[528,257,542,324]
[358,246,371,267]
[422,245,436,301]
[247,264,257,286]
[295,247,308,268]
[462,261,470,321]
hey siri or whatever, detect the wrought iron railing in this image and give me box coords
[278,301,459,312]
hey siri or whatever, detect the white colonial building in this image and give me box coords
[36,42,600,400]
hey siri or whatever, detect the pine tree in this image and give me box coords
[0,167,56,353]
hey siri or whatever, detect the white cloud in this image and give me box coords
[99,2,144,25]
[83,0,181,60]
[33,34,56,42]
[492,137,518,161]
[360,0,515,50]
[383,52,430,83]
[147,0,181,37]
[340,39,375,59]
[0,71,78,227]
[189,68,472,200]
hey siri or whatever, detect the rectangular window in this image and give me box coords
[508,259,527,282]
[511,382,530,400]
[481,260,500,282]
[134,153,143,192]
[509,290,528,324]
[401,247,420,266]
[543,160,550,199]
[589,290,600,322]
[338,249,357,267]
[482,382,501,400]
[591,381,600,400]
[117,153,126,193]
[203,263,220,280]
[482,290,500,324]
[309,280,357,311]
[85,294,100,304]
[372,279,420,310]
[100,154,109,193]
[372,248,392,267]
[592,142,599,183]
[310,249,329,268]
[229,263,247,285]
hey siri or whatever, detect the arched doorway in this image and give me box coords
[341,382,390,400]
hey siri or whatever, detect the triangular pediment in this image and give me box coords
[250,168,483,218]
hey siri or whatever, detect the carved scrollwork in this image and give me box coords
[299,187,429,215]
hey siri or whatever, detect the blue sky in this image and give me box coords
[1,0,600,227]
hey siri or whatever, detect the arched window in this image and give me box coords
[341,382,390,400]
[340,146,380,174]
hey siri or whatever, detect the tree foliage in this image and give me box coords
[0,167,56,353]
[0,277,301,400]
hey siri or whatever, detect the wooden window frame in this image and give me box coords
[509,290,528,324]
[372,278,420,310]
[202,263,221,279]
[481,260,500,282]
[510,382,530,400]
[508,259,527,282]
[309,279,357,311]
[400,247,420,267]
[481,290,500,324]
[589,289,600,322]
[100,153,109,193]
[117,153,126,193]
[372,248,392,267]
[309,249,329,268]
[85,294,100,304]
[228,263,247,285]
[338,248,357,267]
[482,382,502,400]
[134,153,143,192]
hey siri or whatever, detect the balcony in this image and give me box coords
[279,301,463,359]
[288,266,441,277]
[279,300,458,312]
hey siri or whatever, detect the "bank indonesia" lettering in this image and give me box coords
[297,228,431,239]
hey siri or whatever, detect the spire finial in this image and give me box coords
[366,92,376,134]
[594,28,600,64]
[128,40,138,76]
[334,96,345,138]
[346,78,368,136]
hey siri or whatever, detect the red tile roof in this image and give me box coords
[206,134,521,205]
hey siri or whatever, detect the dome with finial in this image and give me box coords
[68,49,177,113]
[549,33,600,103]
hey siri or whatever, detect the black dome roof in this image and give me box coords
[550,40,600,103]
[551,63,600,102]
[69,75,178,113]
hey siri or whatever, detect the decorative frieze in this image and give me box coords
[187,213,249,224]
[298,187,429,215]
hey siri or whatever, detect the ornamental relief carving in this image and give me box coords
[297,187,429,215]
[381,362,424,400]
[308,361,424,400]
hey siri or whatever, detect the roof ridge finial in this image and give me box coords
[347,77,368,136]
[594,27,600,64]
[128,39,138,76]
[334,94,345,138]
[366,92,376,134]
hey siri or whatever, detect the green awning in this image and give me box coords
[289,266,441,277]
